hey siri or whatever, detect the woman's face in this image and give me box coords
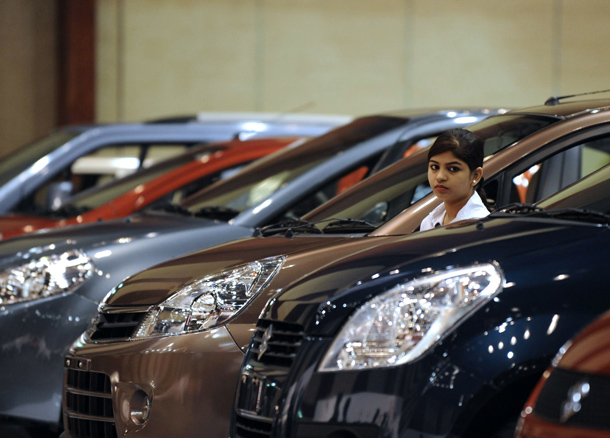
[428,151,481,206]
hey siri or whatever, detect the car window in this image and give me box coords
[507,135,610,205]
[0,130,79,187]
[13,142,197,214]
[539,162,610,214]
[182,115,408,216]
[166,163,250,205]
[275,154,382,221]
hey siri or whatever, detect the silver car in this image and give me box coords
[0,113,350,214]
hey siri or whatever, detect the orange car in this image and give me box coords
[517,309,610,438]
[0,137,303,240]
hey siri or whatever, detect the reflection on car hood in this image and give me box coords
[266,217,609,335]
[0,214,58,235]
[104,235,353,306]
[0,210,218,260]
[555,310,610,373]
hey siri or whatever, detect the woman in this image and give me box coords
[420,128,490,231]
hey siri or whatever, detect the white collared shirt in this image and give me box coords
[420,191,489,231]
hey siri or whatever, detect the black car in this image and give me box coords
[232,160,610,437]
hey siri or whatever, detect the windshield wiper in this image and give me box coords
[255,219,322,237]
[531,208,610,225]
[151,202,193,216]
[491,203,545,216]
[492,203,610,225]
[48,204,92,218]
[192,205,240,221]
[321,218,377,234]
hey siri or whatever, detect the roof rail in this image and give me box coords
[545,89,610,106]
[145,116,198,124]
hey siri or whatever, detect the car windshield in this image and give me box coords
[0,130,80,187]
[181,116,408,219]
[537,162,610,215]
[305,113,560,228]
[51,149,219,216]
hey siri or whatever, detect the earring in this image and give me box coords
[473,180,477,184]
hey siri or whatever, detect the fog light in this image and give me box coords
[129,389,151,426]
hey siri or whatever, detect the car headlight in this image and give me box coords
[0,249,94,305]
[132,256,284,339]
[319,263,503,371]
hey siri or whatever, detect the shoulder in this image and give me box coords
[460,192,490,219]
[421,202,445,231]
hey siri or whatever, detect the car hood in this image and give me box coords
[0,213,58,236]
[555,310,610,374]
[0,210,216,263]
[265,217,610,335]
[0,210,258,301]
[103,235,356,307]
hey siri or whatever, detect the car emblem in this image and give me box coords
[258,325,273,361]
[560,379,590,423]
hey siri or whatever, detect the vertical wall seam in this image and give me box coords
[403,0,414,108]
[552,0,563,95]
[116,0,124,121]
[254,0,265,111]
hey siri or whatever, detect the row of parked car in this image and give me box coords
[1,98,610,438]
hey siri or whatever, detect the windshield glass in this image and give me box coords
[305,113,560,228]
[538,163,610,214]
[181,115,408,216]
[0,130,80,186]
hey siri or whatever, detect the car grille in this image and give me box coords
[249,319,305,368]
[233,319,305,438]
[534,367,610,429]
[64,368,117,438]
[233,414,273,438]
[89,309,148,341]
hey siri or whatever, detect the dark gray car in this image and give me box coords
[0,113,350,214]
[0,108,499,434]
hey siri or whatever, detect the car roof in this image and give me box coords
[505,98,610,119]
[376,107,504,120]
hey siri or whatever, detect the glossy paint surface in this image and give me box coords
[66,100,610,437]
[2,108,492,427]
[517,311,610,437]
[235,215,610,438]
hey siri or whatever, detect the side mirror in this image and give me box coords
[46,181,73,211]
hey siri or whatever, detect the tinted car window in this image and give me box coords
[0,131,79,186]
[182,116,408,216]
[15,142,202,214]
[53,151,218,215]
[510,135,610,204]
[538,162,610,214]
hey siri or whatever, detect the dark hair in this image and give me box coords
[428,128,489,206]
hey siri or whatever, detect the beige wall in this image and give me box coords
[3,0,610,154]
[0,0,57,154]
[96,0,610,122]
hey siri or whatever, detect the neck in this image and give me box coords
[443,192,474,224]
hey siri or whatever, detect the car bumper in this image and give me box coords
[0,293,98,424]
[234,340,490,438]
[63,326,245,438]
